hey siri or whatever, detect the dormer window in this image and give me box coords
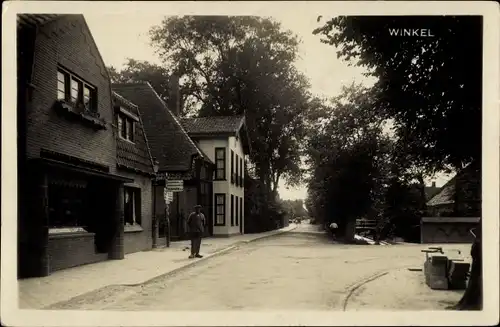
[117,113,135,143]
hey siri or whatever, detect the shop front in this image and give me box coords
[18,155,133,278]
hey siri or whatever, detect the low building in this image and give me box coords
[17,14,149,277]
[181,115,251,236]
[422,161,481,243]
[112,92,155,253]
[112,82,214,243]
[420,217,480,243]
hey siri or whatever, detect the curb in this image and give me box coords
[124,244,240,287]
[342,271,389,311]
[243,225,298,244]
[341,264,415,311]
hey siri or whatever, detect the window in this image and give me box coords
[235,196,239,226]
[240,157,244,186]
[215,193,226,226]
[231,195,234,226]
[48,178,88,228]
[240,197,243,226]
[231,150,235,184]
[57,67,97,112]
[235,155,239,186]
[57,70,66,100]
[215,148,226,180]
[124,187,141,226]
[117,113,135,142]
[200,164,206,180]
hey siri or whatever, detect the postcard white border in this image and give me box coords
[2,1,499,326]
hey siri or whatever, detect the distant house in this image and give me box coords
[424,181,441,201]
[422,161,481,243]
[426,162,481,217]
[112,81,214,242]
[17,14,154,277]
[181,116,251,236]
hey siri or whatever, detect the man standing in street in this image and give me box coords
[187,205,205,259]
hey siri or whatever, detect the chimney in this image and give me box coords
[432,181,436,188]
[168,74,181,116]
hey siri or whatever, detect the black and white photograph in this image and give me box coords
[2,1,499,326]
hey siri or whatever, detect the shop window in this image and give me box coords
[124,187,141,226]
[48,179,88,229]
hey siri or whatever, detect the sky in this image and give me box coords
[84,13,452,200]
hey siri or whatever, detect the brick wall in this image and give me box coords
[120,170,153,254]
[421,223,476,243]
[48,233,108,271]
[18,15,120,276]
[26,15,116,172]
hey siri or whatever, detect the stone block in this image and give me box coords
[424,255,449,290]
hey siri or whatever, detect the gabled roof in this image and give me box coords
[112,82,203,172]
[181,115,252,154]
[17,14,60,29]
[112,91,154,176]
[427,178,455,207]
[426,161,480,207]
[424,185,442,201]
[180,116,245,135]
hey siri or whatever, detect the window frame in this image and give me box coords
[117,113,135,143]
[124,186,141,226]
[235,195,239,226]
[230,150,235,184]
[214,193,226,226]
[239,197,243,226]
[230,194,234,226]
[235,154,239,186]
[240,157,244,186]
[214,148,226,181]
[57,67,97,113]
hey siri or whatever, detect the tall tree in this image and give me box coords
[149,16,313,196]
[314,15,482,310]
[305,84,391,241]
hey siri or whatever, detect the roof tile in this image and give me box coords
[112,83,201,172]
[181,116,245,135]
[112,91,154,175]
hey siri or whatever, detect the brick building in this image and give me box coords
[17,14,154,277]
[112,92,155,253]
[112,82,214,242]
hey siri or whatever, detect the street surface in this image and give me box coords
[51,224,469,311]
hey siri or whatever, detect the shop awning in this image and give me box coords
[30,158,134,183]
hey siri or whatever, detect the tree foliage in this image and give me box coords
[313,16,482,172]
[313,15,482,309]
[149,16,314,195]
[305,84,396,240]
[280,199,308,220]
[108,59,171,99]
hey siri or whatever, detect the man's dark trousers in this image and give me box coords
[191,232,202,255]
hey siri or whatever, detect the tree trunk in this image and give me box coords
[449,225,482,310]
